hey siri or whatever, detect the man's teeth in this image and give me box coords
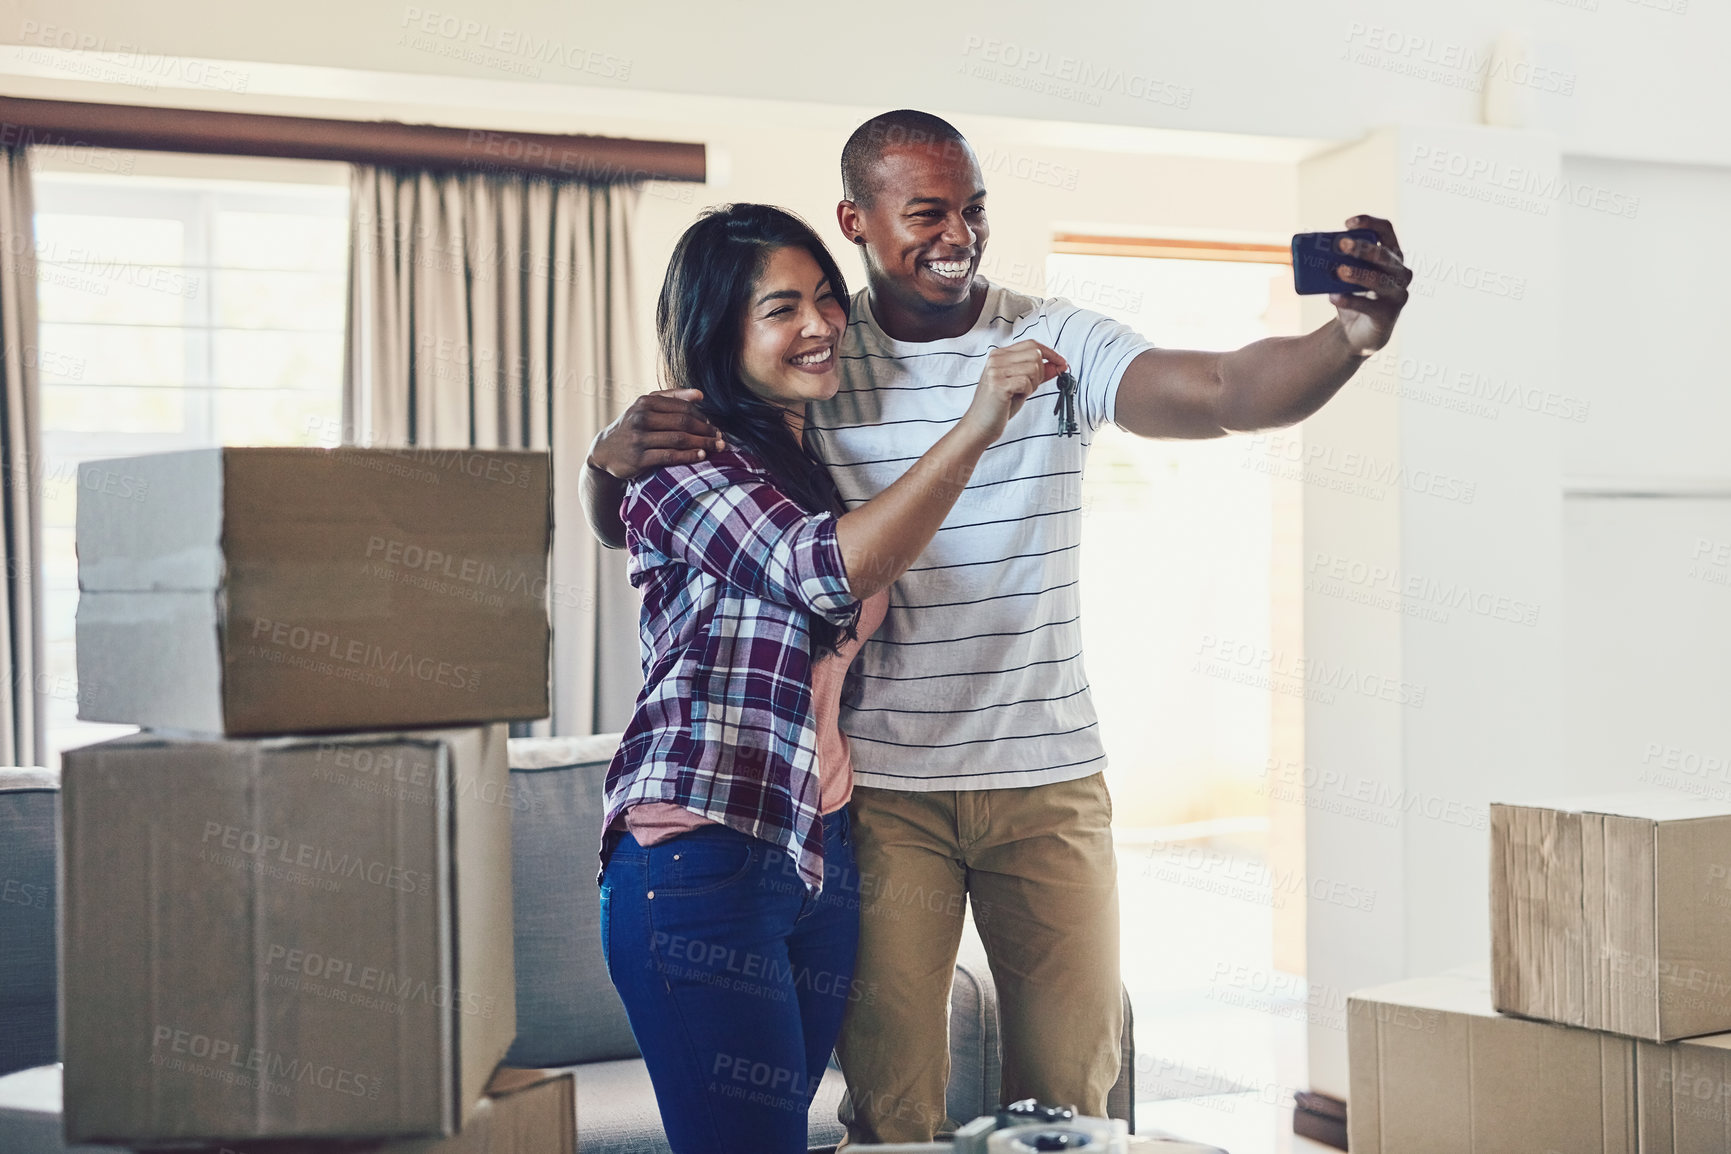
[927,261,970,280]
[791,349,832,366]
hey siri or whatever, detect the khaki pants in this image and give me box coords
[835,772,1123,1144]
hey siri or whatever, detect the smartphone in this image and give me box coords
[1291,228,1381,295]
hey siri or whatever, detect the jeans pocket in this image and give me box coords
[598,880,615,982]
[647,827,759,897]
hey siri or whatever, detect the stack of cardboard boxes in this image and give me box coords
[1349,793,1731,1153]
[53,447,573,1152]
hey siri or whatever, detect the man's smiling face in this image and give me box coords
[850,141,988,316]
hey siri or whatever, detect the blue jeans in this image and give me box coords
[600,809,861,1153]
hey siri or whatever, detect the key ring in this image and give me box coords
[1053,370,1079,437]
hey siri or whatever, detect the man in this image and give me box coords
[583,109,1410,1143]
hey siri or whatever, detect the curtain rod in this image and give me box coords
[0,94,706,183]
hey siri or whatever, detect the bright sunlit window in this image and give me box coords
[1054,247,1306,1150]
[33,164,349,765]
[1060,249,1301,834]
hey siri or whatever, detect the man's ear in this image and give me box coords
[836,200,866,247]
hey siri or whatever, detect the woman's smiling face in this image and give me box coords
[738,245,848,416]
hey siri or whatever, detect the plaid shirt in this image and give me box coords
[604,448,861,892]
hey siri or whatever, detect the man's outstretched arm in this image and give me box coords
[581,388,724,549]
[1113,215,1411,439]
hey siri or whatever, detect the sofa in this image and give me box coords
[505,734,1135,1150]
[0,767,57,1078]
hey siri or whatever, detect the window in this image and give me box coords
[33,161,349,764]
[1052,246,1309,1149]
[1059,247,1300,832]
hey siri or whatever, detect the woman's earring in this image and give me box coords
[853,236,867,245]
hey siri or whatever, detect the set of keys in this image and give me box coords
[1053,369,1079,437]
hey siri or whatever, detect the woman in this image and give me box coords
[599,203,1064,1152]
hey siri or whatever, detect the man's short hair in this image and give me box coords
[841,110,972,208]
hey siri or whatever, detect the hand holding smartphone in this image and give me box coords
[1291,228,1382,295]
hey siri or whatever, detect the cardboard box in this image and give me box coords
[0,1065,573,1154]
[1637,1033,1731,1153]
[60,725,516,1144]
[76,447,551,735]
[1347,971,1638,1154]
[384,1068,575,1154]
[1491,793,1731,1041]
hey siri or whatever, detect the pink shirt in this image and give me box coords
[622,588,889,844]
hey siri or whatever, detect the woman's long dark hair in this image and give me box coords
[656,203,856,654]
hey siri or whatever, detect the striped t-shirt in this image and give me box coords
[808,281,1155,791]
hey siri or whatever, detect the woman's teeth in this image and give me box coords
[791,349,832,366]
[927,261,970,281]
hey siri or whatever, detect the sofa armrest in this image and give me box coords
[946,959,1002,1125]
[0,768,59,1077]
[944,961,1136,1134]
[1108,983,1135,1130]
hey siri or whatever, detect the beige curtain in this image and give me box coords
[0,148,43,766]
[344,166,641,736]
